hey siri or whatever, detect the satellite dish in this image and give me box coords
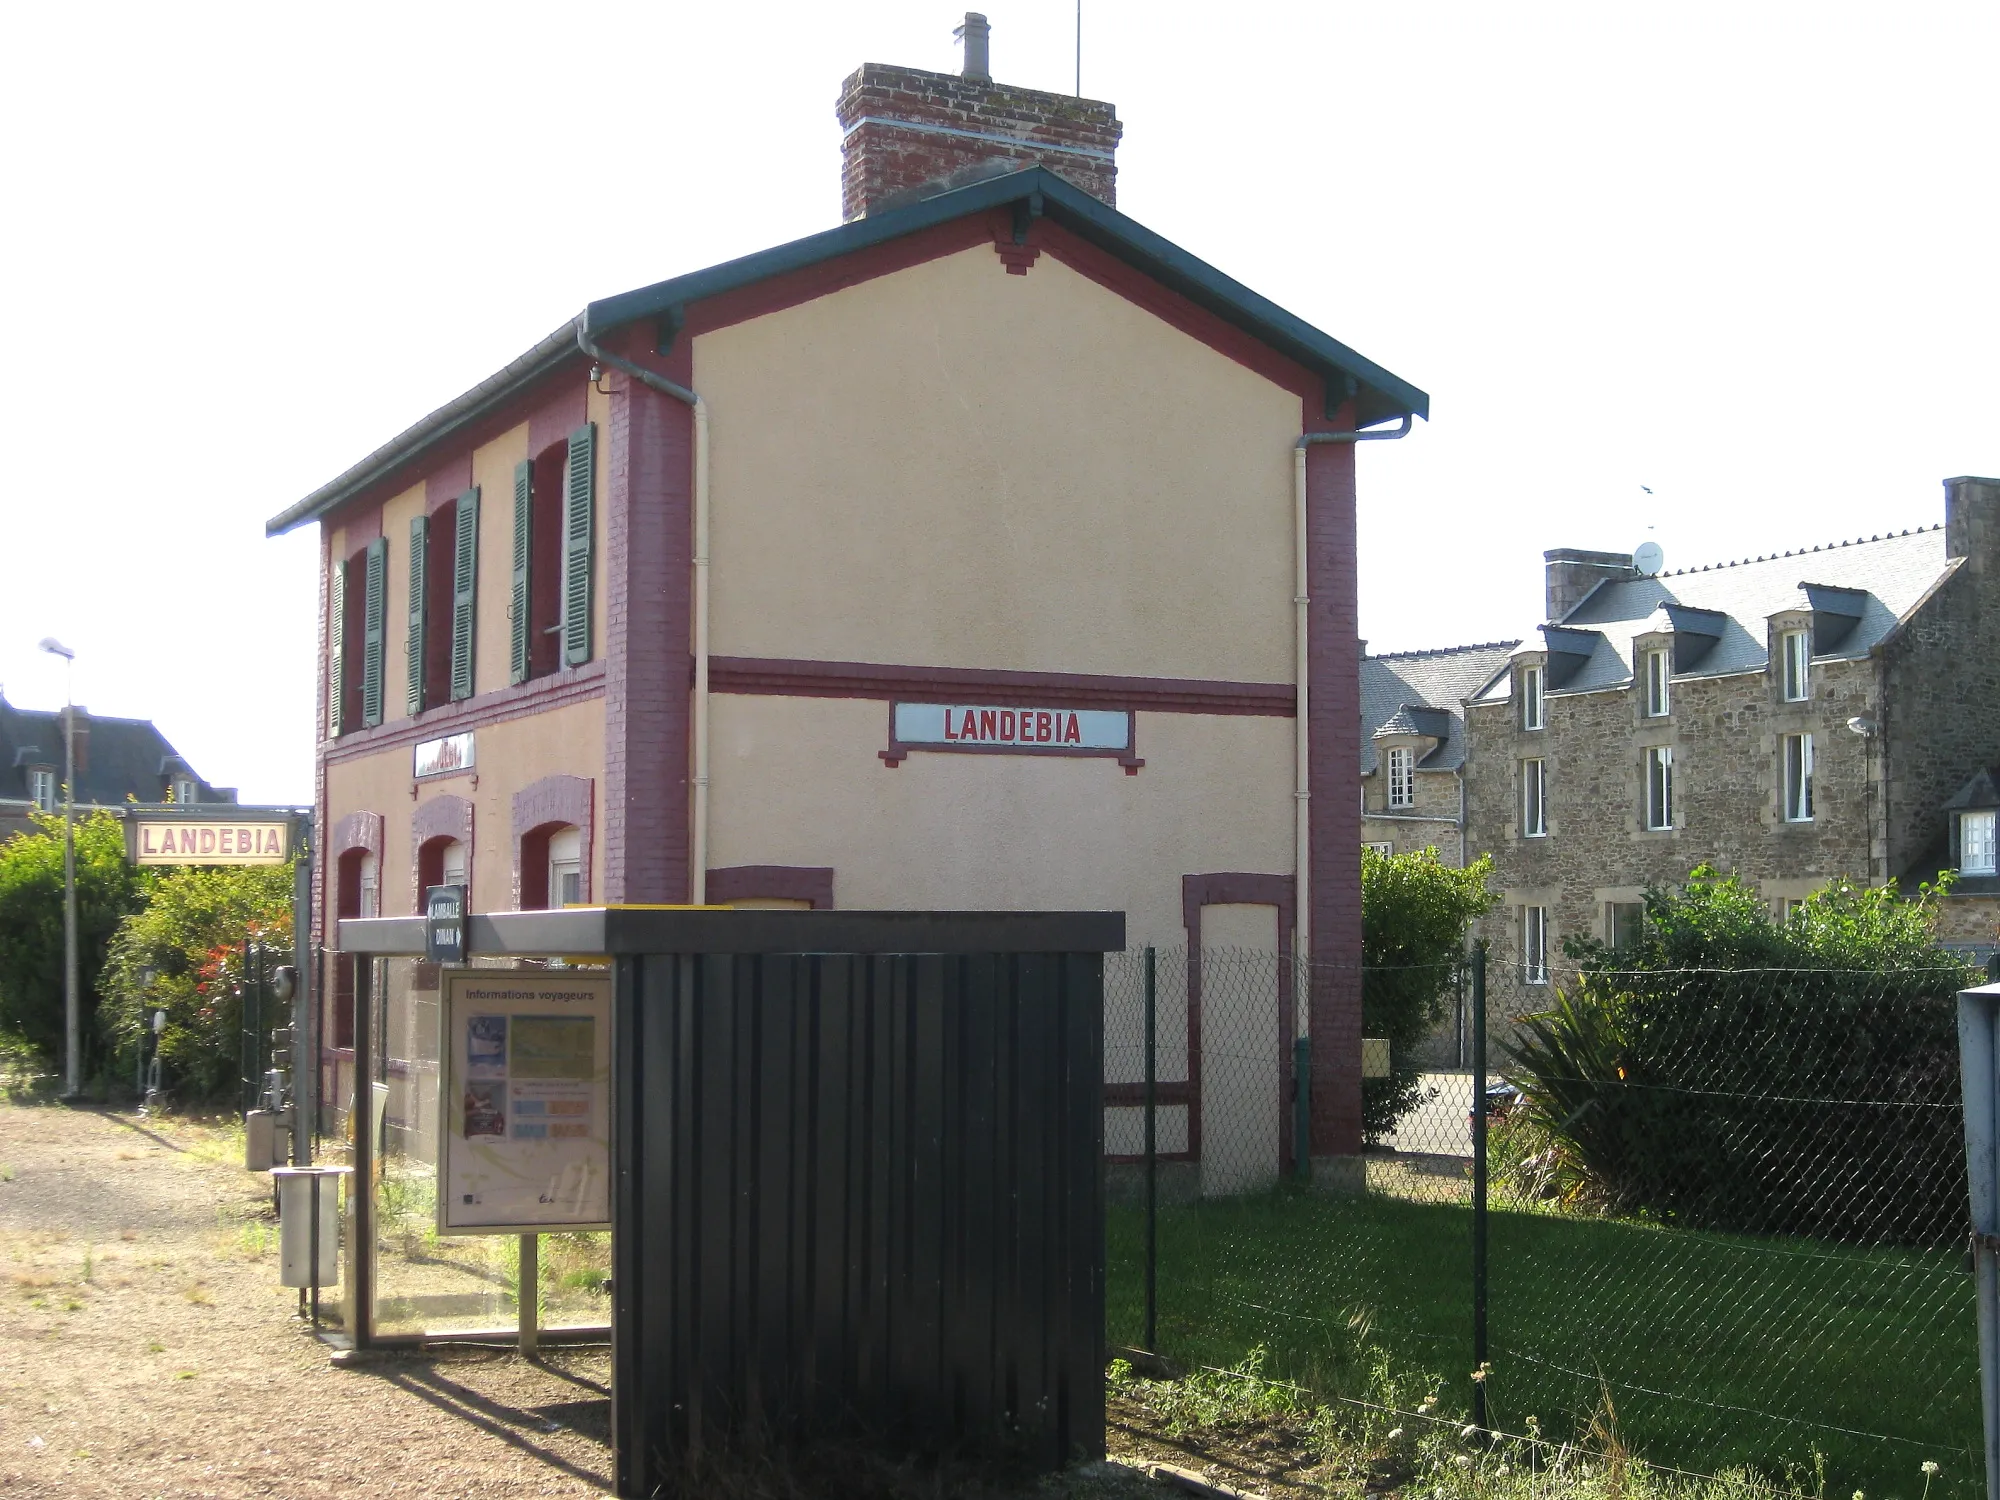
[1633,541,1665,576]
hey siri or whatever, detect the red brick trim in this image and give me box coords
[601,348,693,905]
[424,458,472,516]
[320,661,605,768]
[710,656,1293,717]
[992,218,1042,275]
[332,810,384,862]
[409,795,473,914]
[1306,401,1365,1158]
[704,865,835,909]
[1183,872,1300,1176]
[512,774,594,910]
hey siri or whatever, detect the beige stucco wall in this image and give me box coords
[322,697,605,934]
[706,694,1295,947]
[693,245,1301,683]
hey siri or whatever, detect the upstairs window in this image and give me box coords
[1781,629,1810,701]
[1521,758,1547,837]
[1521,906,1549,985]
[1386,746,1415,809]
[548,827,583,907]
[1645,745,1675,830]
[1520,665,1544,731]
[28,767,55,812]
[329,536,388,732]
[1782,733,1814,822]
[172,777,197,806]
[1962,811,1998,876]
[1364,841,1395,857]
[1644,649,1671,717]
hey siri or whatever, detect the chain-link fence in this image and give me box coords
[1104,945,1982,1499]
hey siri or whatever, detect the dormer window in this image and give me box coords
[172,777,197,806]
[1386,746,1415,809]
[1643,649,1671,717]
[1962,811,1997,876]
[28,767,55,813]
[1781,629,1810,701]
[1520,665,1544,731]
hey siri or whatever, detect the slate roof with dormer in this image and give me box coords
[1475,526,1951,702]
[0,690,227,814]
[1361,642,1519,775]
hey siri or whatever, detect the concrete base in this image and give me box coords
[1309,1155,1367,1196]
[1105,1160,1201,1207]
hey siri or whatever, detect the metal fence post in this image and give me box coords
[1293,1035,1311,1183]
[1144,945,1158,1354]
[1471,940,1489,1431]
[520,1234,540,1356]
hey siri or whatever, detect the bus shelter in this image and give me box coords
[333,906,1122,1496]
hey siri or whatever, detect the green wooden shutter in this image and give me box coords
[450,488,480,701]
[407,514,429,715]
[510,460,533,684]
[327,556,347,737]
[361,536,388,728]
[562,423,595,667]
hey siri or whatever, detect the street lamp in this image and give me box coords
[38,637,79,1102]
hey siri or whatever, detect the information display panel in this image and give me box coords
[438,969,611,1235]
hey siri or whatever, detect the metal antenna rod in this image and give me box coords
[1075,1,1082,96]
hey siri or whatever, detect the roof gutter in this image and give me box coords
[573,329,714,906]
[1289,414,1415,1053]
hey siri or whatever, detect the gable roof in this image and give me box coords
[267,167,1428,537]
[1477,527,1952,701]
[1361,642,1518,774]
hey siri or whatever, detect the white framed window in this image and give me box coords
[358,852,380,919]
[1782,733,1814,822]
[172,777,197,806]
[1962,811,1998,876]
[440,838,468,890]
[28,768,56,812]
[1781,629,1810,701]
[1386,746,1415,809]
[548,826,583,907]
[1521,758,1547,837]
[1364,841,1395,857]
[1607,901,1644,953]
[1645,745,1674,830]
[1644,649,1671,717]
[1774,897,1800,923]
[1521,905,1549,985]
[1520,665,1544,731]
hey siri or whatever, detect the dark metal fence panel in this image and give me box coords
[612,948,1105,1495]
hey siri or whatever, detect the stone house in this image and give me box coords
[0,688,230,845]
[1360,643,1517,867]
[1464,475,2000,1024]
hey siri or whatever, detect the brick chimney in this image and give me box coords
[1543,549,1634,623]
[836,13,1123,221]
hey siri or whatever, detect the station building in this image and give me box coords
[266,24,1428,1185]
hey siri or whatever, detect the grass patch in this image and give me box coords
[1108,1188,1976,1499]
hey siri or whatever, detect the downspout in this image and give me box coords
[1293,413,1413,1035]
[576,325,714,904]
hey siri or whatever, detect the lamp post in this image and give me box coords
[38,637,79,1101]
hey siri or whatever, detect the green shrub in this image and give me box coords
[1361,847,1495,1139]
[1503,867,1973,1241]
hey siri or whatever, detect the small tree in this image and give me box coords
[1361,847,1496,1139]
[0,811,151,1077]
[99,863,295,1103]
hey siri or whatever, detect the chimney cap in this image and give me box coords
[954,11,990,81]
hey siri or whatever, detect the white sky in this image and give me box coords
[1,2,1994,804]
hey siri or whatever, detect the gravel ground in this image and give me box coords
[0,1098,1259,1499]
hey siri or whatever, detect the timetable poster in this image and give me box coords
[438,970,611,1234]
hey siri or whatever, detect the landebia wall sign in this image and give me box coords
[881,702,1143,773]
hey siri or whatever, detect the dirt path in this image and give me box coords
[0,1099,616,1498]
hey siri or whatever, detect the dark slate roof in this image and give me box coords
[1944,768,2000,814]
[1361,642,1518,775]
[1477,527,1951,702]
[0,693,227,812]
[268,167,1429,536]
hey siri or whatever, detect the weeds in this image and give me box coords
[1,1163,15,1182]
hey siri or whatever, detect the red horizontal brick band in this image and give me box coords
[320,661,606,766]
[709,656,1294,716]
